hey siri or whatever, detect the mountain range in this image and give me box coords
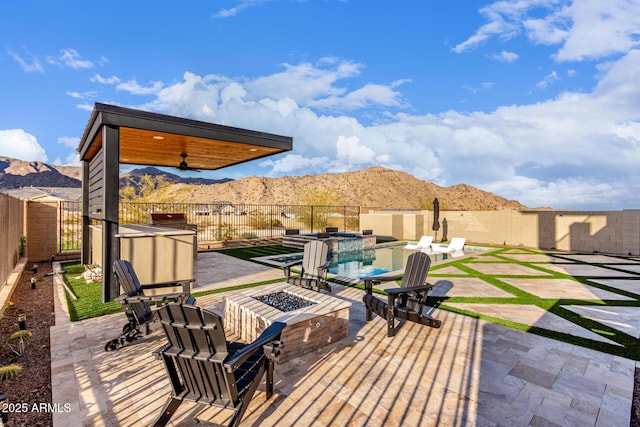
[0,156,530,210]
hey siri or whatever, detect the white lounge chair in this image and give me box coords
[404,235,433,250]
[430,237,466,253]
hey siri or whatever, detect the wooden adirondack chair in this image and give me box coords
[362,251,442,337]
[104,259,195,351]
[152,303,286,427]
[283,240,331,292]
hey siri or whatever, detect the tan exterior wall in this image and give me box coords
[26,201,58,262]
[0,194,24,289]
[361,209,640,256]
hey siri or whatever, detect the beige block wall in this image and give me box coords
[26,201,58,262]
[361,209,640,255]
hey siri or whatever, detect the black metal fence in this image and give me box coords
[59,201,360,251]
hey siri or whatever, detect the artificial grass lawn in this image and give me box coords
[61,245,640,360]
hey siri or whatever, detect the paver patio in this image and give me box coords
[49,248,640,426]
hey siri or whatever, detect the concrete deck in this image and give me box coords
[50,249,639,426]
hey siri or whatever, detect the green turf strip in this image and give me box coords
[61,245,640,360]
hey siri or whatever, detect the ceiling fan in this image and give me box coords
[178,153,201,172]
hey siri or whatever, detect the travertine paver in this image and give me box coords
[562,305,640,338]
[608,263,640,274]
[443,303,620,345]
[49,252,639,427]
[589,278,640,296]
[430,277,515,298]
[497,253,571,263]
[465,262,555,276]
[500,278,634,300]
[540,263,636,277]
[430,265,469,275]
[559,254,635,264]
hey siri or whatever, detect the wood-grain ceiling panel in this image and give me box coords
[118,127,282,170]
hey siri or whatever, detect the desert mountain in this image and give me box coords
[161,167,528,210]
[120,167,232,187]
[0,156,82,188]
[0,156,529,210]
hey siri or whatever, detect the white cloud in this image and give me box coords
[58,136,80,148]
[103,42,640,210]
[454,0,640,62]
[58,48,94,69]
[259,154,330,174]
[91,74,121,85]
[491,50,519,62]
[214,0,273,18]
[0,129,48,162]
[330,135,376,172]
[7,49,44,73]
[116,79,164,95]
[555,0,640,61]
[537,71,560,88]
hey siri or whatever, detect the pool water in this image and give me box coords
[256,243,487,279]
[328,244,434,278]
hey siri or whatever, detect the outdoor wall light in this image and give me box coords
[31,277,36,289]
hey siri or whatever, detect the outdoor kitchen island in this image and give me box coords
[222,283,351,361]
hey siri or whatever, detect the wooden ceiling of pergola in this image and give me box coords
[78,103,292,171]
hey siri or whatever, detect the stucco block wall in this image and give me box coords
[26,201,58,262]
[622,210,640,256]
[361,209,640,256]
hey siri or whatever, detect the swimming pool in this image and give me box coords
[256,243,489,279]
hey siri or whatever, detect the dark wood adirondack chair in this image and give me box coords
[362,251,442,337]
[153,303,286,427]
[283,240,331,292]
[104,259,195,351]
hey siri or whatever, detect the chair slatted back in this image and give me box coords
[113,260,152,323]
[156,304,237,405]
[400,252,432,311]
[301,240,329,279]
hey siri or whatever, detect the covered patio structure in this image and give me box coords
[77,103,292,301]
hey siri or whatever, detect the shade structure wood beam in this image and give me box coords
[77,103,293,302]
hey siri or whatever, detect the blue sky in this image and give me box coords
[1,0,639,210]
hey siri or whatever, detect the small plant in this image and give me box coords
[18,235,26,258]
[1,313,31,357]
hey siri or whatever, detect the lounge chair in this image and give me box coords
[283,240,331,292]
[404,235,433,250]
[104,260,195,351]
[152,303,286,427]
[362,251,442,337]
[430,237,466,253]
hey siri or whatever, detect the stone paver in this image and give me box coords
[430,277,515,298]
[443,303,620,345]
[541,263,636,277]
[562,305,640,338]
[498,253,571,263]
[49,251,639,426]
[589,278,640,296]
[559,254,635,264]
[465,262,555,276]
[500,278,634,300]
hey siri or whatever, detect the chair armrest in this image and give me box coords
[225,322,287,371]
[386,283,433,295]
[282,259,302,269]
[116,292,192,305]
[362,274,403,284]
[283,260,303,277]
[362,274,403,293]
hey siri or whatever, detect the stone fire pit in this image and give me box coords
[223,283,351,361]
